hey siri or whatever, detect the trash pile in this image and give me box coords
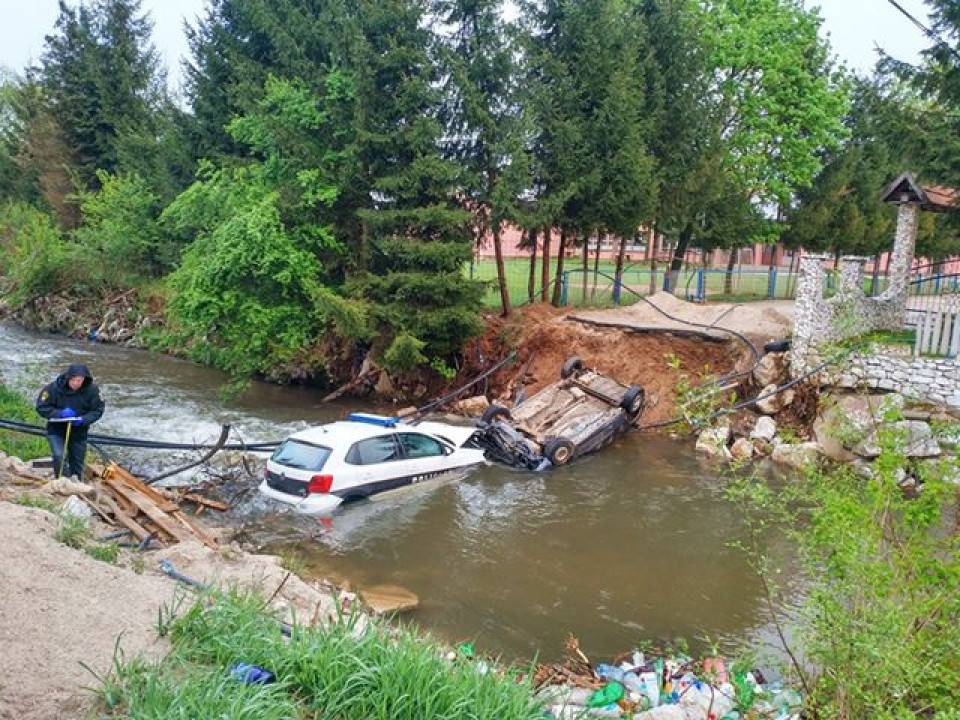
[534,637,802,720]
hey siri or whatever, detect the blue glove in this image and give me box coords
[71,416,84,426]
[58,408,76,419]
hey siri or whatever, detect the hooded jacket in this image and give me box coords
[36,363,105,437]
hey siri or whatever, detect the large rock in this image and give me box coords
[755,384,794,415]
[750,416,777,442]
[770,442,822,470]
[730,437,755,461]
[754,352,788,387]
[359,584,419,614]
[695,425,731,460]
[853,420,941,459]
[816,393,907,460]
[454,395,490,417]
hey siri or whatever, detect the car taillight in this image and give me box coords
[308,474,333,494]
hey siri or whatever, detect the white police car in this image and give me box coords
[258,413,486,515]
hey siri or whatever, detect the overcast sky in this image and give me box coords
[0,0,936,97]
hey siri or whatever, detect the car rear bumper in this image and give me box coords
[258,481,344,515]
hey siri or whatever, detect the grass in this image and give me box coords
[469,257,801,308]
[86,541,121,564]
[12,492,60,512]
[278,549,308,577]
[0,381,48,460]
[97,589,545,720]
[54,513,92,549]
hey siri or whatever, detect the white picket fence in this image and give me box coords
[914,309,960,358]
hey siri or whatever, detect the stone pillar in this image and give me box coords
[790,253,830,377]
[838,256,867,296]
[885,201,920,322]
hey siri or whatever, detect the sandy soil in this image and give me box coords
[0,501,174,720]
[569,292,795,345]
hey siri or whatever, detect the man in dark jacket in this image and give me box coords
[36,363,105,479]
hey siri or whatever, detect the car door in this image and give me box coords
[395,432,449,483]
[345,434,405,494]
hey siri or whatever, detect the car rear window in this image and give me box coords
[271,440,332,471]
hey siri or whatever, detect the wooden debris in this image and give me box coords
[88,462,220,549]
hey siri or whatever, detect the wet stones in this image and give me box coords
[750,416,777,442]
[755,384,794,415]
[770,441,823,470]
[694,425,731,460]
[729,437,755,461]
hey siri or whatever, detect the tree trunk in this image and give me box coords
[527,227,538,303]
[581,232,589,304]
[724,246,737,295]
[649,226,658,295]
[541,225,552,303]
[591,233,602,300]
[614,234,628,304]
[669,223,693,293]
[551,227,569,306]
[492,220,511,317]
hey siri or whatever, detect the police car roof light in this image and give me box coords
[347,413,399,428]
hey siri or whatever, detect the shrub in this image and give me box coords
[54,513,91,549]
[0,381,49,460]
[0,201,71,306]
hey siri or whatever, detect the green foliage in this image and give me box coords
[0,379,50,460]
[72,171,169,282]
[665,353,728,433]
[0,202,72,306]
[382,333,428,374]
[98,589,544,719]
[85,541,121,564]
[727,429,960,717]
[12,493,60,513]
[55,513,92,549]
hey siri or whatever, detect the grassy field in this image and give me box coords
[469,257,805,308]
[0,382,48,460]
[96,590,544,720]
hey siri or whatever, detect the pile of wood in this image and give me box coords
[87,462,225,549]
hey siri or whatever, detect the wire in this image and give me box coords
[883,0,960,63]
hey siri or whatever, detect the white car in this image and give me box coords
[258,413,486,515]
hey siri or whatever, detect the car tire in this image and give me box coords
[543,437,575,466]
[620,385,645,418]
[560,356,585,379]
[481,405,512,424]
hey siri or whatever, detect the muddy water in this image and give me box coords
[0,323,798,662]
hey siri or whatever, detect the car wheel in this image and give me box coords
[481,405,512,424]
[543,437,575,466]
[620,385,645,418]
[560,356,585,379]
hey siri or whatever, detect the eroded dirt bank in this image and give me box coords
[468,304,748,425]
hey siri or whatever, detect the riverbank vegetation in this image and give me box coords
[728,420,960,717]
[0,381,46,460]
[97,589,544,720]
[0,0,958,387]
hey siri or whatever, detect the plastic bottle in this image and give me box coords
[640,670,660,707]
[595,663,625,682]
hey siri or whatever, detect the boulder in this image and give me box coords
[750,416,777,442]
[755,384,794,415]
[754,352,788,387]
[454,395,490,417]
[730,438,755,461]
[359,584,419,614]
[896,420,941,458]
[695,425,731,460]
[62,495,92,520]
[770,442,822,470]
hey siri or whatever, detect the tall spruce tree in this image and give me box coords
[435,0,530,317]
[346,0,484,369]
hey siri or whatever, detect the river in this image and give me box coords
[0,322,798,662]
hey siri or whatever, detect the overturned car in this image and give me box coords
[474,357,645,470]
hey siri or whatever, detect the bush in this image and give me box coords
[0,201,71,306]
[728,427,960,718]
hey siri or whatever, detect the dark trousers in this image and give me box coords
[47,432,87,478]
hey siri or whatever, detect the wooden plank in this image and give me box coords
[182,494,229,511]
[97,493,153,543]
[103,477,194,543]
[172,510,218,549]
[950,312,960,358]
[104,464,180,513]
